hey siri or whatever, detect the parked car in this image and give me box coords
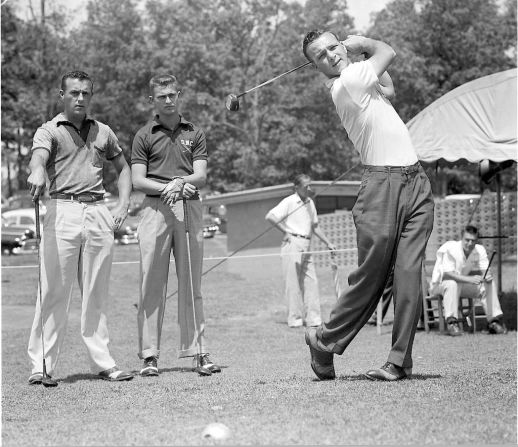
[114,214,140,245]
[202,215,219,239]
[4,194,47,213]
[2,207,45,233]
[1,216,35,255]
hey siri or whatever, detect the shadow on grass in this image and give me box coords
[328,373,443,382]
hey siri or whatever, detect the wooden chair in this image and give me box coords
[421,263,486,334]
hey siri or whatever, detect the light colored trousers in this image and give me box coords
[432,279,503,321]
[28,199,117,375]
[137,197,207,359]
[281,236,321,327]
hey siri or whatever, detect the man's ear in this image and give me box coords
[59,90,64,99]
[148,96,154,104]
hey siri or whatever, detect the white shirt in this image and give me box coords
[430,240,490,290]
[326,60,418,166]
[266,193,318,238]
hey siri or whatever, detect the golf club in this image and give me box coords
[183,199,211,376]
[34,199,58,388]
[225,61,312,111]
[483,251,496,280]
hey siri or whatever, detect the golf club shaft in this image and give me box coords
[183,199,201,366]
[237,61,311,98]
[483,251,496,280]
[35,200,48,376]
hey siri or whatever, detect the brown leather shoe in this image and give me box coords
[305,327,335,380]
[447,318,462,336]
[364,362,411,381]
[488,320,508,334]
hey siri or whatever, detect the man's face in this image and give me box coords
[306,32,349,78]
[461,232,478,253]
[296,178,313,201]
[151,84,181,117]
[60,78,93,121]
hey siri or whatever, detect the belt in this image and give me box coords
[51,193,104,203]
[364,162,420,174]
[146,191,200,200]
[289,232,311,240]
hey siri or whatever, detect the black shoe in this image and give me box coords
[364,362,412,381]
[140,356,159,376]
[304,327,335,380]
[447,318,462,336]
[28,372,46,385]
[193,355,213,376]
[198,354,221,373]
[488,320,508,335]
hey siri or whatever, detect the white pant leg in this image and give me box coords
[281,238,304,326]
[301,250,321,326]
[79,203,117,373]
[463,280,503,321]
[436,280,461,319]
[27,200,82,376]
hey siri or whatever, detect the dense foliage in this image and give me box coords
[1,0,516,196]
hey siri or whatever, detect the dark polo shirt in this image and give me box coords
[131,115,207,184]
[31,113,123,195]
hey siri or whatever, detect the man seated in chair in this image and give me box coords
[429,225,507,336]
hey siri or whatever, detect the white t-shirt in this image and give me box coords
[326,60,418,166]
[430,240,490,290]
[266,193,318,238]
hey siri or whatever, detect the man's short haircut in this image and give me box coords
[293,173,311,187]
[149,74,179,97]
[302,29,339,61]
[61,71,93,92]
[463,225,479,237]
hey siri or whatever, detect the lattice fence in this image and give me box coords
[313,192,517,268]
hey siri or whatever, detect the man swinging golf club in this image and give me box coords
[302,31,435,381]
[131,74,220,377]
[26,70,134,385]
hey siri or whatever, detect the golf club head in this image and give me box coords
[42,376,58,387]
[225,94,240,111]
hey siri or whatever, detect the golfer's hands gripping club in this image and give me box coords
[161,178,198,207]
[110,203,128,231]
[341,35,368,56]
[27,165,46,201]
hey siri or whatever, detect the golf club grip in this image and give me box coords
[34,199,41,240]
[483,251,496,279]
[182,198,190,230]
[239,61,312,97]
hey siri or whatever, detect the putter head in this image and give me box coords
[42,376,58,387]
[225,94,240,111]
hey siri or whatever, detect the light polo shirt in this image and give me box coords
[430,240,490,289]
[31,113,123,195]
[267,193,318,238]
[131,115,207,184]
[326,60,418,167]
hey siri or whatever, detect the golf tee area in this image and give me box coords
[2,239,516,445]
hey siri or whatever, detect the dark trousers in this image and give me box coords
[317,163,434,368]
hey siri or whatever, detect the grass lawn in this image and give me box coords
[2,235,516,445]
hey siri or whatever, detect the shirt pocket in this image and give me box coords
[91,144,106,168]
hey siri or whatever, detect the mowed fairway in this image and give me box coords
[2,234,516,445]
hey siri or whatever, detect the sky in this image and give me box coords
[9,0,391,32]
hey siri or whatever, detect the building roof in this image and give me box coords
[203,180,361,206]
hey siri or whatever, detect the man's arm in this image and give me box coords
[342,35,396,79]
[265,211,289,235]
[110,153,132,229]
[312,224,336,252]
[27,149,50,200]
[378,71,395,100]
[442,270,484,285]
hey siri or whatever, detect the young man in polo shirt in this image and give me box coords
[131,74,220,377]
[302,31,435,381]
[266,174,336,328]
[26,70,133,383]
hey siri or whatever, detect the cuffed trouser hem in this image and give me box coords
[488,314,504,323]
[387,353,411,369]
[139,349,160,360]
[93,362,117,374]
[178,347,208,358]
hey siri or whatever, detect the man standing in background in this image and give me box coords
[266,174,336,328]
